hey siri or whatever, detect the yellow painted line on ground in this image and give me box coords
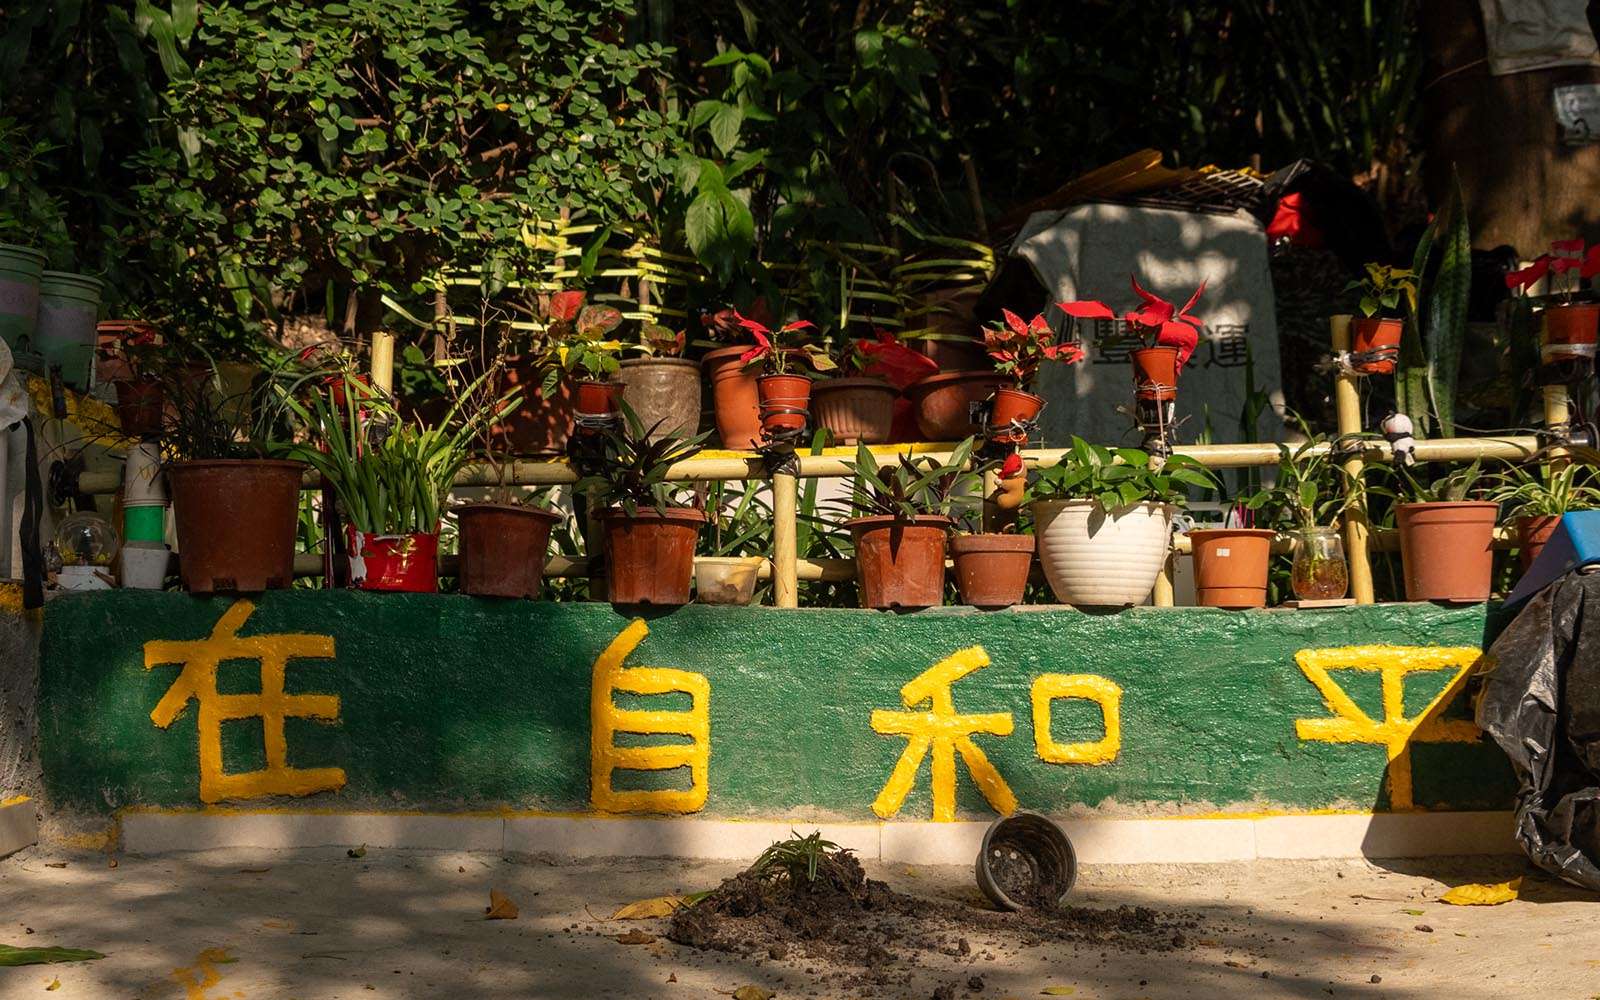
[0,795,30,808]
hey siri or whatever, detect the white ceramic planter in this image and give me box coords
[1032,499,1174,606]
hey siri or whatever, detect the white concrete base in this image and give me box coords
[119,809,1520,863]
[0,797,38,858]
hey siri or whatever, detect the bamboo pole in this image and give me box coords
[291,553,858,582]
[1151,554,1175,607]
[772,470,800,608]
[370,330,396,395]
[1330,315,1375,605]
[1544,383,1571,468]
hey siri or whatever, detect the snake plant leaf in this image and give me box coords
[1426,177,1471,438]
[0,944,106,967]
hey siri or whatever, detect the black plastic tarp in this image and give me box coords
[1477,571,1600,890]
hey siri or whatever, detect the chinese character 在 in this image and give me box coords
[590,619,711,814]
[144,600,345,804]
[871,646,1017,822]
[1293,645,1483,811]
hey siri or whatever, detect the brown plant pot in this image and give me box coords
[1188,528,1276,609]
[95,319,160,385]
[168,459,305,593]
[988,386,1044,444]
[951,533,1035,608]
[812,377,897,444]
[1395,501,1499,602]
[1131,346,1180,402]
[574,379,621,417]
[615,357,702,441]
[1350,317,1404,374]
[602,506,706,606]
[495,357,572,456]
[113,378,165,438]
[912,287,989,370]
[757,373,812,438]
[458,504,561,599]
[1542,303,1600,362]
[1516,514,1562,572]
[704,344,761,449]
[849,514,951,609]
[905,370,1008,441]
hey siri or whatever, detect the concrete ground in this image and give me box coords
[0,845,1594,999]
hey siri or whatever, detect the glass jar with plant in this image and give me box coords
[1057,275,1207,404]
[574,407,713,606]
[982,309,1085,443]
[1377,460,1498,603]
[1028,437,1216,607]
[1491,458,1600,570]
[1253,437,1353,602]
[1343,263,1417,374]
[835,437,977,609]
[616,324,700,443]
[1505,239,1600,364]
[949,452,1036,608]
[283,371,509,594]
[810,333,915,446]
[735,313,836,442]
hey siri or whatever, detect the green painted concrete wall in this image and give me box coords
[38,592,1515,818]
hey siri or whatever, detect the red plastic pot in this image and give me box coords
[704,344,761,450]
[457,503,560,599]
[1131,346,1180,401]
[169,459,305,593]
[346,527,439,593]
[495,358,573,456]
[905,371,1007,441]
[602,506,706,606]
[1516,514,1562,572]
[113,378,165,438]
[1350,318,1403,375]
[757,373,811,438]
[574,378,622,417]
[849,514,951,609]
[1542,303,1600,363]
[987,387,1044,444]
[950,533,1034,608]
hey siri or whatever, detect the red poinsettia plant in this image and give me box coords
[736,313,836,376]
[1505,239,1600,302]
[836,330,938,382]
[1057,275,1209,367]
[983,309,1086,389]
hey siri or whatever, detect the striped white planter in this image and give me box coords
[1032,499,1174,606]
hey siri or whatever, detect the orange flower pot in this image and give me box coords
[1542,303,1600,363]
[457,503,561,599]
[757,373,812,438]
[987,387,1044,444]
[1350,317,1403,374]
[1188,528,1276,608]
[1515,514,1562,572]
[573,378,622,417]
[1395,501,1498,602]
[905,371,1007,441]
[1131,346,1180,401]
[848,515,951,609]
[950,533,1035,608]
[703,345,761,449]
[602,506,705,606]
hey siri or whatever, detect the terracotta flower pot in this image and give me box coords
[113,378,165,439]
[1515,514,1562,572]
[574,379,621,417]
[951,533,1035,608]
[1350,317,1404,374]
[1542,303,1600,363]
[495,357,572,456]
[988,387,1044,444]
[1395,501,1499,602]
[168,459,305,593]
[911,286,989,370]
[602,506,706,606]
[848,514,951,609]
[703,344,761,449]
[1032,499,1173,606]
[1188,528,1277,609]
[457,503,561,599]
[347,527,439,593]
[812,377,896,444]
[615,357,702,441]
[95,319,160,385]
[751,372,810,440]
[905,370,1007,441]
[1130,346,1180,402]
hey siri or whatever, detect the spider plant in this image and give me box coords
[837,437,979,520]
[1491,459,1600,518]
[750,830,846,886]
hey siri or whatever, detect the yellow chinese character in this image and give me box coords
[145,600,344,804]
[1294,644,1483,811]
[590,619,710,814]
[1031,674,1122,765]
[871,646,1017,821]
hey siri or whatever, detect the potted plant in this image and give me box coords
[950,453,1035,608]
[495,289,620,455]
[1383,461,1498,602]
[155,354,313,594]
[1268,436,1352,601]
[1505,240,1600,364]
[1029,437,1216,606]
[575,408,712,606]
[1491,459,1600,571]
[105,323,167,439]
[811,333,906,445]
[982,308,1086,443]
[285,373,505,593]
[698,301,768,449]
[1343,263,1417,375]
[736,312,835,441]
[616,324,701,442]
[838,437,977,609]
[1058,275,1207,402]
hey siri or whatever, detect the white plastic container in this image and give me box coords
[118,541,171,590]
[1032,499,1174,606]
[694,556,763,605]
[123,440,166,503]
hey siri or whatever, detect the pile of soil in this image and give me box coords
[667,849,1196,993]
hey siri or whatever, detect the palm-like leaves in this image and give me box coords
[573,403,712,515]
[837,437,978,520]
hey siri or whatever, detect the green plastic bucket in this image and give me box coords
[36,270,104,390]
[123,502,167,544]
[0,243,47,353]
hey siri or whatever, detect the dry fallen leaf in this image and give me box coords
[611,895,689,920]
[733,987,773,1000]
[667,973,677,983]
[612,930,656,945]
[346,845,367,859]
[1440,878,1521,906]
[1042,988,1076,996]
[1401,908,1425,916]
[485,889,519,920]
[43,863,66,870]
[44,978,60,991]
